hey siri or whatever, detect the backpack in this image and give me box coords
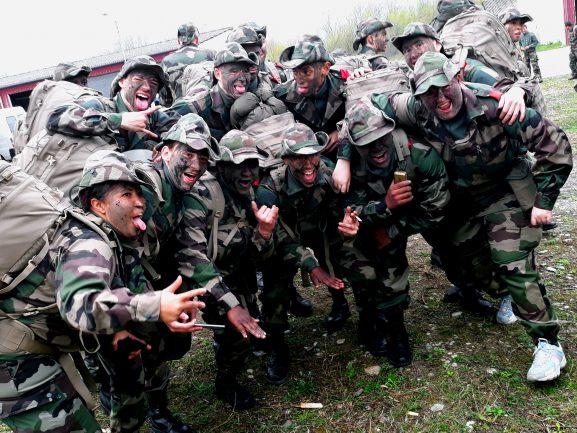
[439,9,522,81]
[180,61,216,98]
[330,55,372,77]
[196,171,226,262]
[13,129,118,197]
[13,80,103,153]
[344,67,412,111]
[244,112,296,170]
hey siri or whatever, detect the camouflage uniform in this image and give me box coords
[0,152,167,433]
[47,55,179,152]
[520,30,542,81]
[160,22,216,105]
[430,0,479,32]
[567,24,577,78]
[353,17,393,70]
[373,52,573,344]
[52,62,91,83]
[168,43,259,141]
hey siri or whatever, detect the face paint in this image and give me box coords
[505,19,524,42]
[402,36,441,69]
[371,30,389,52]
[284,154,321,187]
[218,159,259,196]
[216,63,252,98]
[93,183,146,238]
[164,144,210,191]
[292,63,326,97]
[419,79,464,121]
[119,70,160,111]
[357,135,394,168]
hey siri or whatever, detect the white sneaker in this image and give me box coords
[496,295,517,325]
[526,339,567,382]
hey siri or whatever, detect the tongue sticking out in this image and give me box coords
[135,97,150,111]
[133,217,147,231]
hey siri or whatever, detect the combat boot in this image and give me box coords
[324,288,351,333]
[214,372,255,410]
[264,332,290,385]
[358,310,387,357]
[148,389,195,433]
[383,307,412,368]
[289,281,314,317]
[458,288,495,317]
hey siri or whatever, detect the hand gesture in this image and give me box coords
[498,87,527,125]
[385,180,413,209]
[310,267,345,289]
[160,276,207,332]
[338,206,360,237]
[226,305,266,339]
[120,105,162,137]
[252,201,279,240]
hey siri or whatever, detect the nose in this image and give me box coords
[134,194,146,210]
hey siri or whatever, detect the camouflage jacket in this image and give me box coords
[273,73,347,135]
[0,212,158,361]
[520,32,539,53]
[256,160,346,272]
[47,93,179,151]
[570,26,577,50]
[358,46,391,70]
[141,164,239,310]
[372,83,573,211]
[344,136,449,242]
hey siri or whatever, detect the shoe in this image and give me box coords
[459,290,495,317]
[527,339,567,382]
[149,390,195,433]
[324,301,351,333]
[430,247,443,269]
[496,295,517,325]
[289,288,314,317]
[214,373,255,410]
[265,343,290,385]
[442,285,462,303]
[542,221,558,231]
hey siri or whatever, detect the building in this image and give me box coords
[0,27,230,109]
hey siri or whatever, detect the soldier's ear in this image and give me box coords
[320,62,331,77]
[213,67,222,81]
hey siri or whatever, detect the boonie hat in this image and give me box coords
[353,17,393,51]
[219,130,268,164]
[279,35,334,69]
[160,113,220,160]
[110,55,168,98]
[391,22,440,52]
[227,26,263,48]
[214,42,259,68]
[412,52,460,96]
[341,97,395,147]
[53,62,92,82]
[280,123,328,157]
[498,7,533,25]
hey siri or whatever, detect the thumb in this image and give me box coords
[251,200,259,216]
[164,275,182,294]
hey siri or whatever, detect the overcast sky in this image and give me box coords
[0,0,363,76]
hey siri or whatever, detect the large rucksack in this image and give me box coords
[13,129,117,197]
[180,61,216,98]
[13,80,103,153]
[439,8,522,81]
[344,67,412,111]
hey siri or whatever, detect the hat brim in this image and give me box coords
[348,116,396,148]
[505,14,533,24]
[281,132,328,157]
[414,72,451,96]
[111,63,167,97]
[183,136,221,161]
[279,46,307,69]
[220,146,269,164]
[392,33,439,52]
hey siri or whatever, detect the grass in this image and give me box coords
[537,41,564,52]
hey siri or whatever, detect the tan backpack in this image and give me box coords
[244,112,296,170]
[344,67,412,111]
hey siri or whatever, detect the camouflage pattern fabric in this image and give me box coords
[110,55,168,98]
[498,8,533,26]
[353,17,393,51]
[391,22,441,52]
[358,45,391,70]
[177,22,200,46]
[279,34,335,69]
[227,26,263,47]
[523,51,542,80]
[214,42,258,68]
[47,92,179,151]
[430,0,479,32]
[52,62,91,82]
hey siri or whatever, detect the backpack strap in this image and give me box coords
[202,173,225,262]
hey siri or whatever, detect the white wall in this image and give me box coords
[520,0,566,44]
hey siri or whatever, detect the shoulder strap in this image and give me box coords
[201,172,225,262]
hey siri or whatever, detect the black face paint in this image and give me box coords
[165,144,209,191]
[219,160,259,197]
[284,154,321,187]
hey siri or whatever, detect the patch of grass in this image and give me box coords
[537,41,563,52]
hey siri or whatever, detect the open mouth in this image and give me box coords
[371,151,387,164]
[233,81,246,95]
[437,100,452,113]
[132,214,146,231]
[135,92,151,111]
[182,171,199,185]
[302,169,316,184]
[239,178,253,189]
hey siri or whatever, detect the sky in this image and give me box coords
[0,0,361,76]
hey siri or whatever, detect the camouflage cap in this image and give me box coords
[241,21,267,38]
[413,52,460,96]
[227,26,263,47]
[219,130,268,164]
[342,97,395,147]
[52,62,92,81]
[353,17,393,51]
[391,22,440,52]
[214,42,259,68]
[160,113,220,160]
[110,55,168,98]
[437,0,477,14]
[279,35,335,69]
[280,123,328,157]
[178,22,200,45]
[498,7,533,25]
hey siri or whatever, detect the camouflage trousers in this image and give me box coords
[523,51,542,80]
[439,193,559,342]
[0,355,101,433]
[569,48,577,77]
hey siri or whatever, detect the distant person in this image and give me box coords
[564,21,577,80]
[520,25,542,82]
[52,62,92,86]
[499,7,533,62]
[352,17,393,70]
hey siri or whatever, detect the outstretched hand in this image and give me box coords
[120,105,162,137]
[338,206,360,237]
[160,276,207,332]
[226,305,266,339]
[310,267,345,289]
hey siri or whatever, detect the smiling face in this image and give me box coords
[161,143,210,191]
[401,36,442,69]
[505,19,525,42]
[357,135,394,168]
[214,63,252,99]
[292,62,330,97]
[283,154,321,187]
[218,159,259,196]
[118,70,160,111]
[90,182,146,238]
[418,78,464,121]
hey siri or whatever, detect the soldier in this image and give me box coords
[0,152,207,433]
[255,123,359,384]
[160,22,216,105]
[429,0,478,32]
[499,7,533,64]
[372,52,572,382]
[48,55,179,152]
[339,98,450,366]
[169,42,259,141]
[520,25,542,82]
[52,62,92,86]
[564,21,577,80]
[182,130,278,409]
[352,17,393,70]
